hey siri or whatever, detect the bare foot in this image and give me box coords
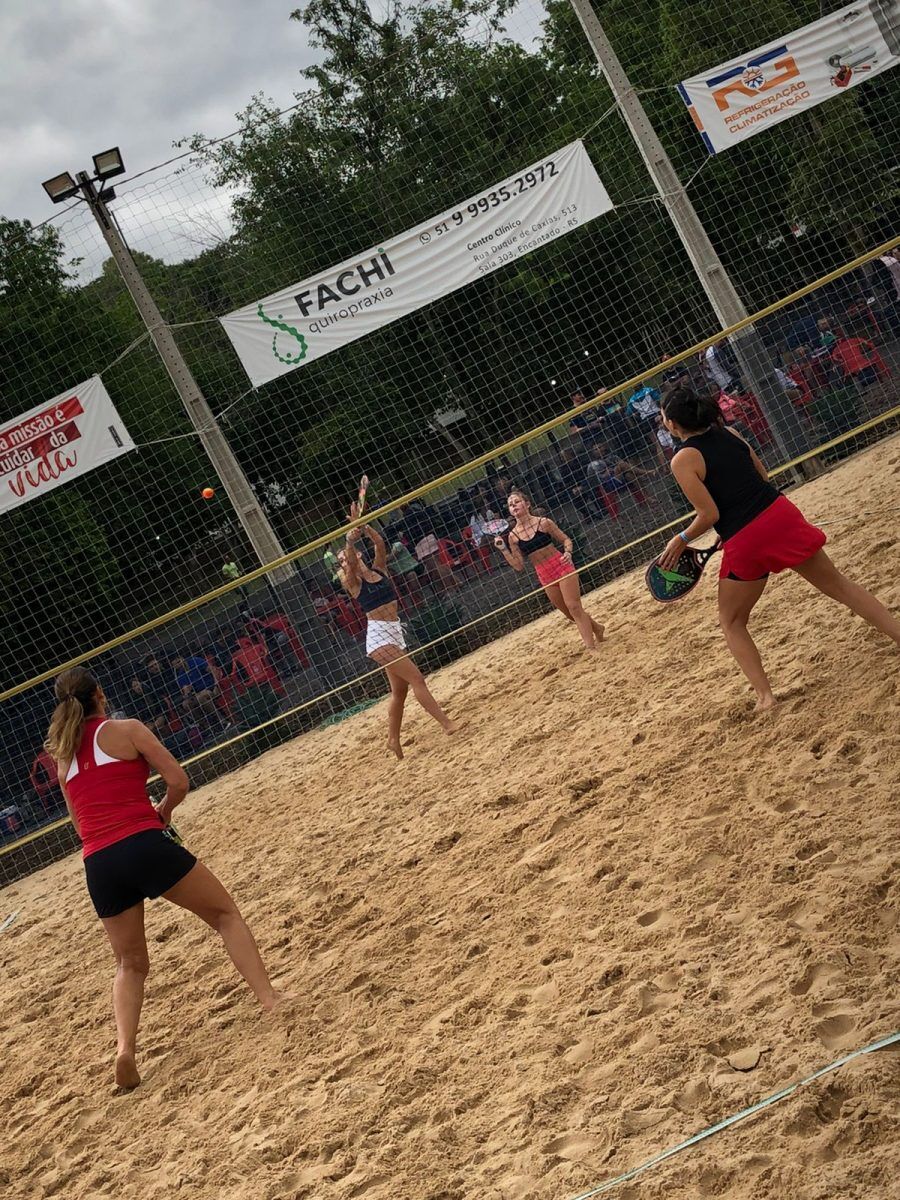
[115,1052,141,1090]
[755,693,778,712]
[388,736,404,760]
[442,721,458,736]
[261,990,299,1015]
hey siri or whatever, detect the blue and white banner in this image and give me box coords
[679,0,900,154]
[220,141,613,387]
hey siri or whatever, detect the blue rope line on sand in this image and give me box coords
[569,1030,900,1200]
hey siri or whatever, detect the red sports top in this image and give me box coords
[66,717,161,858]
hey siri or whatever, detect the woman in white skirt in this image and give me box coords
[339,513,456,759]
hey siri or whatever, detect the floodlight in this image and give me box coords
[41,171,79,203]
[92,147,125,180]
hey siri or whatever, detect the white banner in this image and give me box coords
[220,140,613,387]
[0,376,135,515]
[679,0,900,154]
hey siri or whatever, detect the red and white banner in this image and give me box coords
[0,376,135,515]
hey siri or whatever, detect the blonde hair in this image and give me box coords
[44,667,101,763]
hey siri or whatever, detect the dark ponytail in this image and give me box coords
[661,384,722,433]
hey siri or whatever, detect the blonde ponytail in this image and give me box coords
[44,667,100,764]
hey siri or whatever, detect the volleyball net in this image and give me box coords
[1,0,899,883]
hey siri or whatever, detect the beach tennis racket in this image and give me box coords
[482,518,510,545]
[161,823,184,846]
[357,474,370,518]
[155,806,184,845]
[645,541,721,603]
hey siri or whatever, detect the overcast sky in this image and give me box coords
[0,0,316,227]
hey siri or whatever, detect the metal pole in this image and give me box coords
[76,172,294,580]
[76,173,345,685]
[566,0,811,464]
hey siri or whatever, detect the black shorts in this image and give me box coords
[84,829,197,919]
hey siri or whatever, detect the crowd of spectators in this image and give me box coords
[3,606,310,841]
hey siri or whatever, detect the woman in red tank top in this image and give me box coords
[46,667,290,1091]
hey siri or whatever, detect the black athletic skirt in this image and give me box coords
[84,829,197,919]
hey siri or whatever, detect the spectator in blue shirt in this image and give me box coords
[625,383,661,423]
[170,654,227,731]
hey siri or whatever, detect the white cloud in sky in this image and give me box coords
[0,0,314,231]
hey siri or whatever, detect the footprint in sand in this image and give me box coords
[637,984,675,1018]
[541,1132,596,1161]
[795,840,836,864]
[562,1038,593,1066]
[790,962,840,997]
[673,1078,710,1113]
[621,1108,667,1135]
[814,1012,857,1050]
[636,909,673,929]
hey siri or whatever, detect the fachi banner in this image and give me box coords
[0,376,135,515]
[220,140,613,388]
[679,0,900,154]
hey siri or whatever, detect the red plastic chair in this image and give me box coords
[718,390,774,448]
[29,749,61,815]
[229,637,286,697]
[262,613,311,669]
[595,488,620,519]
[831,337,889,384]
[437,536,475,579]
[461,526,492,574]
[332,594,367,639]
[205,657,236,720]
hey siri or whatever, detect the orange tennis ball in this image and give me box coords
[201,487,215,500]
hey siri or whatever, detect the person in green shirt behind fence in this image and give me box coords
[389,538,425,608]
[222,560,248,600]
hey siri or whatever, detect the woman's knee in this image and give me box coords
[117,948,150,976]
[718,607,744,633]
[206,902,241,933]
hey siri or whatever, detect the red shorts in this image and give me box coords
[720,495,826,582]
[535,551,575,586]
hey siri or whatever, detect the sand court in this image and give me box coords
[2,435,900,1200]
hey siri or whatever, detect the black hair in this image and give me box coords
[660,384,722,433]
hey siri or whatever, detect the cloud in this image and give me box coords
[0,0,316,232]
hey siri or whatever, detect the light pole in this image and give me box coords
[42,150,341,684]
[42,150,292,580]
[566,0,812,466]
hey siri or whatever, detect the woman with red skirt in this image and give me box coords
[657,386,900,710]
[495,489,604,651]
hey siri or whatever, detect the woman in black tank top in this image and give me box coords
[338,508,455,759]
[658,386,900,710]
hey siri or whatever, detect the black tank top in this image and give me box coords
[515,520,554,556]
[683,427,779,541]
[357,571,396,613]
